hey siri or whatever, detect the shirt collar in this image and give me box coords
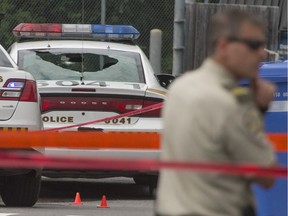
[201,58,238,89]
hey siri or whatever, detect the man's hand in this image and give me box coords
[250,77,276,112]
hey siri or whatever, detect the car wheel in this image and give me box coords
[1,175,41,207]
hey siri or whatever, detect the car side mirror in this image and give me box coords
[156,74,175,89]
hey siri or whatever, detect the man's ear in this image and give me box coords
[216,37,228,53]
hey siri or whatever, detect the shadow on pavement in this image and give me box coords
[40,177,154,201]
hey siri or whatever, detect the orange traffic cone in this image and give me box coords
[74,192,83,205]
[97,195,110,208]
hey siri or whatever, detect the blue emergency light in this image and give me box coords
[7,81,24,88]
[13,23,140,40]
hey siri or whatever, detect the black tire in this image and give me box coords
[1,175,41,207]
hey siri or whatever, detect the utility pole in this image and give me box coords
[101,0,106,25]
[100,0,106,69]
[172,0,185,76]
[150,29,163,75]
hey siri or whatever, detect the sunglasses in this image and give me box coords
[227,37,266,51]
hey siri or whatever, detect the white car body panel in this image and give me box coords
[0,46,42,131]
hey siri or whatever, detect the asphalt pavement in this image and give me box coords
[0,177,155,216]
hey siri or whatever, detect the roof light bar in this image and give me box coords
[13,23,140,40]
[13,23,62,38]
[91,25,140,39]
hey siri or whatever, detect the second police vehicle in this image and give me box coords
[9,23,169,186]
[0,43,43,207]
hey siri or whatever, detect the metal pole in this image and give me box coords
[150,29,162,75]
[0,14,4,44]
[101,0,106,25]
[172,0,185,76]
[100,0,106,69]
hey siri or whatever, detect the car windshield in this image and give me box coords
[18,48,144,83]
[0,49,14,68]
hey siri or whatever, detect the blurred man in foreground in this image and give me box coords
[155,9,276,216]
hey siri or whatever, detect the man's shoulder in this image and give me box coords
[169,69,205,90]
[168,69,252,108]
[173,69,200,83]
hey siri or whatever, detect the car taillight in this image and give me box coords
[41,95,163,117]
[141,100,162,117]
[20,80,38,102]
[0,79,38,102]
[41,97,144,114]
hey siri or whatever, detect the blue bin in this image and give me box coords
[253,61,287,216]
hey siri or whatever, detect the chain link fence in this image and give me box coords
[0,0,175,73]
[0,0,283,74]
[0,0,222,74]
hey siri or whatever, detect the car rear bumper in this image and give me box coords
[41,117,161,178]
[43,117,162,132]
[0,149,43,177]
[42,148,160,178]
[42,170,158,179]
[0,103,43,177]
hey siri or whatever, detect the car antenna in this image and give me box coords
[80,64,84,85]
[80,51,84,85]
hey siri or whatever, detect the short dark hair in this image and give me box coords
[207,9,265,55]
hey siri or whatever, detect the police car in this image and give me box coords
[0,43,42,206]
[9,23,169,185]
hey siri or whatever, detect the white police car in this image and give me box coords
[9,23,170,186]
[0,43,43,206]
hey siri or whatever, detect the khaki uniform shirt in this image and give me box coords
[156,59,276,216]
